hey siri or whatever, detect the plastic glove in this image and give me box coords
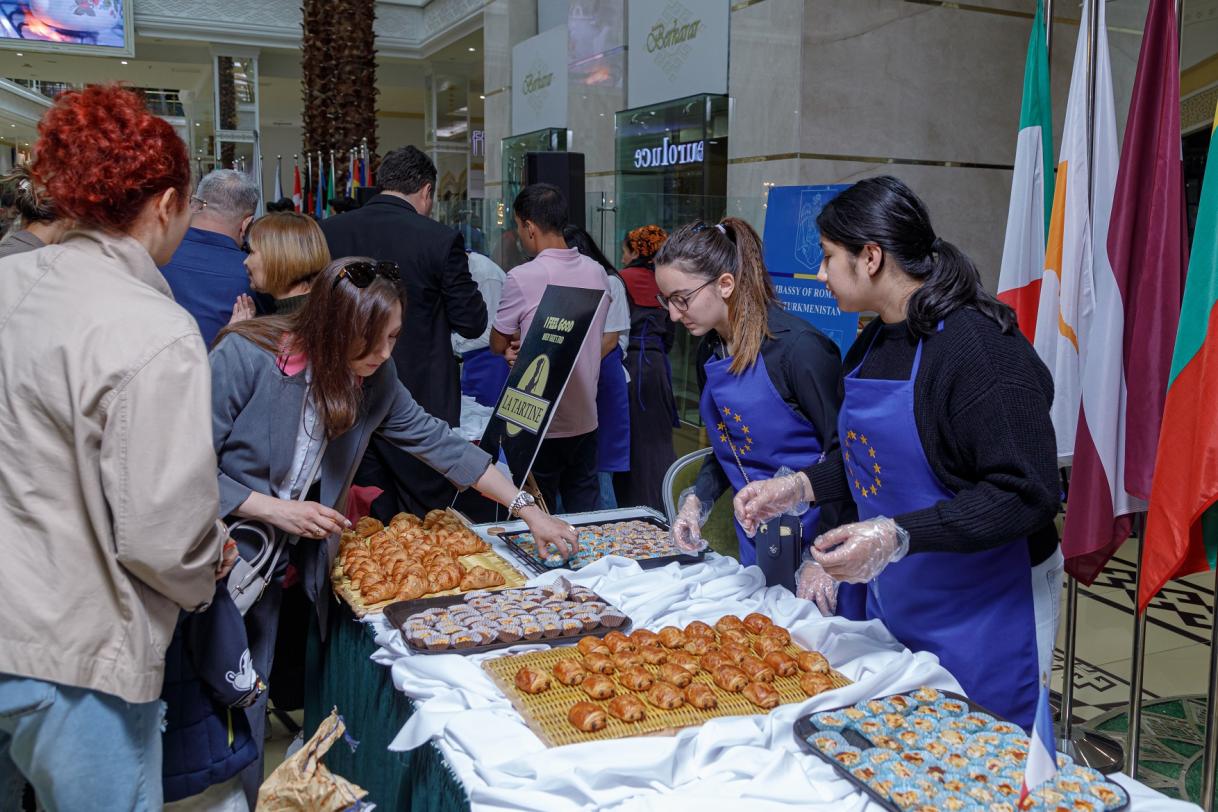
[672,489,710,552]
[811,516,910,583]
[732,466,813,538]
[795,557,838,616]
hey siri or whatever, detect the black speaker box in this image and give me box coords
[524,151,586,230]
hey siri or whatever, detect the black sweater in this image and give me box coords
[803,307,1061,565]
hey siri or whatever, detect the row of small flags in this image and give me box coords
[269,140,374,218]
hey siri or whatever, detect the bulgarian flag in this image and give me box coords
[1139,99,1218,611]
[997,0,1053,341]
[1063,0,1187,584]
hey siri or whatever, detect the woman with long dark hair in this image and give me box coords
[735,176,1062,729]
[613,225,679,511]
[210,257,577,797]
[656,218,850,593]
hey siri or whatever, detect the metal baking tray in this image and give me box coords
[383,587,632,656]
[793,691,1129,812]
[498,514,705,575]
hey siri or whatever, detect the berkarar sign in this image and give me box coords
[512,26,568,135]
[628,0,729,109]
[632,136,705,169]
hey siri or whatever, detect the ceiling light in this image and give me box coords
[15,52,21,56]
[468,47,476,52]
[479,94,485,99]
[9,125,14,128]
[194,122,200,126]
[120,60,128,65]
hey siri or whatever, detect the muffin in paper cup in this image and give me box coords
[832,746,865,768]
[808,730,849,755]
[810,711,850,732]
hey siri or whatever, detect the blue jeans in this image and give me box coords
[0,675,164,812]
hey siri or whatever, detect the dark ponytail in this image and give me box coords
[816,175,1015,336]
[654,216,775,373]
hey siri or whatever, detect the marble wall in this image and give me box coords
[483,0,538,190]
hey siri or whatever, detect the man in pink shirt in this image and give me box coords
[491,183,609,513]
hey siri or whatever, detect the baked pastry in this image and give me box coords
[612,651,643,670]
[759,626,791,646]
[719,628,751,647]
[683,637,714,656]
[800,671,834,697]
[577,636,611,657]
[603,632,636,654]
[639,646,668,665]
[514,666,551,695]
[684,620,715,639]
[553,659,588,686]
[797,651,830,674]
[658,626,686,649]
[583,653,616,674]
[714,614,745,634]
[618,666,654,692]
[459,566,505,591]
[700,651,731,672]
[763,651,799,677]
[581,673,616,700]
[396,573,430,601]
[567,701,607,732]
[743,681,780,709]
[684,683,718,710]
[712,665,749,693]
[742,613,772,635]
[718,643,749,664]
[629,629,661,648]
[668,651,701,675]
[607,694,646,722]
[355,516,384,537]
[658,662,692,688]
[739,655,776,683]
[752,636,787,657]
[645,681,684,710]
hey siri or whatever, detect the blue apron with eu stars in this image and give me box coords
[460,346,510,408]
[596,346,631,472]
[839,327,1040,729]
[700,351,827,583]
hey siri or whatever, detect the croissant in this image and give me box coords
[577,637,611,657]
[714,614,745,634]
[361,581,396,604]
[684,620,716,639]
[658,662,692,688]
[583,653,616,675]
[645,681,684,710]
[684,683,718,710]
[618,666,654,692]
[639,645,668,666]
[700,651,731,672]
[763,651,799,677]
[629,629,661,648]
[567,701,607,732]
[514,666,551,695]
[423,509,448,528]
[739,655,775,683]
[355,516,384,537]
[683,637,714,656]
[603,632,636,654]
[760,626,791,647]
[719,643,750,664]
[581,673,616,700]
[612,651,643,670]
[459,566,505,591]
[797,651,831,674]
[658,626,686,649]
[743,681,780,709]
[742,613,773,635]
[668,651,701,675]
[719,628,751,647]
[800,671,834,697]
[607,694,646,722]
[553,659,587,686]
[712,665,749,693]
[752,636,787,657]
[396,573,430,601]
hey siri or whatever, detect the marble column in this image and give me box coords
[483,0,538,197]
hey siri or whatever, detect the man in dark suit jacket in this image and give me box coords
[321,146,487,517]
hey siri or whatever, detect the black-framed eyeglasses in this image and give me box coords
[189,195,209,213]
[331,260,401,291]
[656,278,715,312]
[240,238,251,254]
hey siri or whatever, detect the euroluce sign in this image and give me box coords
[632,136,705,169]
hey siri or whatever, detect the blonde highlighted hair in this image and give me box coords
[246,211,330,298]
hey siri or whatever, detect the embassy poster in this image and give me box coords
[762,185,859,357]
[480,285,605,486]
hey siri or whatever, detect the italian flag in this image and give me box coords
[997,0,1053,341]
[1139,100,1218,611]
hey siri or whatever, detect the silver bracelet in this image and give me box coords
[507,490,536,517]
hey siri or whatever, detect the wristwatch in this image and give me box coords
[507,490,537,517]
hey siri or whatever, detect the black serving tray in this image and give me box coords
[793,691,1130,812]
[384,587,632,656]
[499,514,705,575]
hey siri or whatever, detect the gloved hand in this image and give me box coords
[732,467,813,538]
[795,557,838,616]
[811,517,910,583]
[672,489,710,553]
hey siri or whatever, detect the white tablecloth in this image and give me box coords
[362,517,1200,811]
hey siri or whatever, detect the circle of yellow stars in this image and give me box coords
[843,429,882,499]
[717,405,753,457]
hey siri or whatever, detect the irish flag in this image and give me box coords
[1063,0,1187,584]
[1139,99,1218,611]
[997,0,1053,341]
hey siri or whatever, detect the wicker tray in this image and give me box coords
[331,549,527,618]
[499,514,705,575]
[483,636,851,748]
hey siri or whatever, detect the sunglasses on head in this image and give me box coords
[331,260,401,291]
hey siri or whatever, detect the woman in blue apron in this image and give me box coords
[455,249,511,408]
[614,225,679,512]
[733,177,1063,730]
[564,226,631,509]
[656,218,859,598]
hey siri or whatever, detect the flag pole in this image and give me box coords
[1203,556,1218,810]
[1045,0,1054,62]
[1126,512,1149,776]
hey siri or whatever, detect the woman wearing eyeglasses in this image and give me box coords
[656,219,857,601]
[210,256,578,798]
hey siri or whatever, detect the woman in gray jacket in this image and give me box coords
[211,256,576,798]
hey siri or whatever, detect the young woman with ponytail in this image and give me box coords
[658,217,851,593]
[734,176,1062,730]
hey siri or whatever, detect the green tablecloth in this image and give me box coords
[303,601,471,812]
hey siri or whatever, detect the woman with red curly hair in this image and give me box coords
[0,85,228,809]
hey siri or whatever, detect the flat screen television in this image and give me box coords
[0,0,132,57]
